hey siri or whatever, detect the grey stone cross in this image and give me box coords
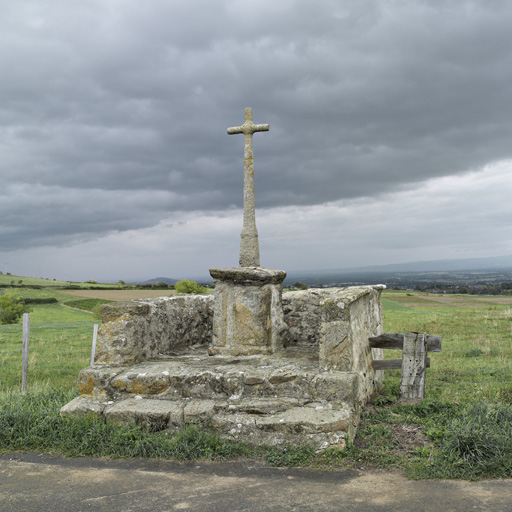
[227,107,269,267]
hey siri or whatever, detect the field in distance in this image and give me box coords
[59,289,177,301]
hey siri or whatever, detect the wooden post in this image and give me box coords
[22,313,30,393]
[91,324,98,366]
[400,332,427,399]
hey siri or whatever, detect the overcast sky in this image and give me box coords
[1,0,512,282]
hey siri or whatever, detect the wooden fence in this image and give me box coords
[369,332,442,399]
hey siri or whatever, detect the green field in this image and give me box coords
[0,273,121,288]
[0,301,98,392]
[381,291,512,404]
[1,287,511,399]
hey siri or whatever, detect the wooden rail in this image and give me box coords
[369,332,442,399]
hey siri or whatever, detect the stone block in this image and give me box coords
[310,373,359,403]
[60,396,106,419]
[78,367,121,399]
[209,267,287,355]
[254,406,350,434]
[183,399,216,424]
[104,398,184,431]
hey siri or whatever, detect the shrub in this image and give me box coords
[0,289,30,324]
[22,297,58,305]
[175,279,207,294]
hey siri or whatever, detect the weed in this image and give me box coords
[265,444,316,467]
[464,348,484,358]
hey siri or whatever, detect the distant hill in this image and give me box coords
[139,277,179,286]
[286,254,512,277]
[347,254,512,273]
[284,255,512,288]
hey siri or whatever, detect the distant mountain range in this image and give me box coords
[283,255,512,287]
[136,277,179,286]
[336,254,512,273]
[136,255,512,287]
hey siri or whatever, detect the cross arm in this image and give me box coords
[252,123,269,132]
[227,126,244,135]
[227,123,270,135]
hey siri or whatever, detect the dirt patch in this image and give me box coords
[357,419,430,454]
[58,289,177,301]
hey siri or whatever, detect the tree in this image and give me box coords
[0,289,29,324]
[175,279,207,294]
[293,282,308,290]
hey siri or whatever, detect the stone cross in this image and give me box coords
[227,107,269,267]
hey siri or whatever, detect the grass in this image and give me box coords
[1,287,512,478]
[0,389,250,460]
[0,301,98,392]
[382,291,512,404]
[0,273,123,289]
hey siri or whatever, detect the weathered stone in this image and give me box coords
[104,398,184,431]
[226,397,303,414]
[60,396,106,419]
[94,295,213,366]
[183,399,216,424]
[310,373,359,403]
[211,405,353,449]
[77,367,121,399]
[244,375,265,386]
[209,267,287,356]
[254,406,350,434]
[226,107,269,268]
[319,320,350,371]
[62,285,386,448]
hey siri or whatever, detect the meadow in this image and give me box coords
[1,286,511,478]
[381,291,512,404]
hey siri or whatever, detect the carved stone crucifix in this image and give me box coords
[227,107,269,267]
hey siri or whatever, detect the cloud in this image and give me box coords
[4,159,508,282]
[1,1,512,278]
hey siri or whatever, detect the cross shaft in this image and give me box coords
[227,107,269,267]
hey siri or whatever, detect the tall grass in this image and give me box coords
[0,389,249,460]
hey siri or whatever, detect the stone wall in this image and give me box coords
[93,286,384,392]
[283,286,385,400]
[95,295,213,366]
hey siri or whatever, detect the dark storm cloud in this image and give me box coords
[2,0,512,251]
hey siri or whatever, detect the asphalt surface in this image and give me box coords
[1,452,511,512]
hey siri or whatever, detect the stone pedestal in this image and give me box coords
[208,267,287,356]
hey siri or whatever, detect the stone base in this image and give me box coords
[61,353,359,449]
[208,267,286,356]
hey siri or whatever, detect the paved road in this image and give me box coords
[1,453,511,512]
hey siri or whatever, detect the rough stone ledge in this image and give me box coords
[60,396,355,449]
[209,267,286,285]
[76,356,360,404]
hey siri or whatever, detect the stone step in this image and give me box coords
[61,395,355,450]
[78,354,359,405]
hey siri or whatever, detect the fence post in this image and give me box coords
[400,332,427,399]
[22,313,30,393]
[91,324,98,366]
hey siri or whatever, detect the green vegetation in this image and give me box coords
[62,298,113,313]
[0,284,511,479]
[175,279,207,294]
[0,274,99,289]
[0,389,250,460]
[0,289,30,324]
[0,302,98,392]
